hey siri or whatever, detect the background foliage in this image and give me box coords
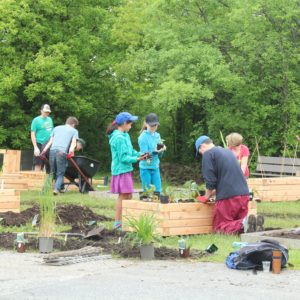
[0,0,299,171]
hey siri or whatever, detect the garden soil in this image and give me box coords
[0,231,207,260]
[0,204,207,260]
[0,204,112,227]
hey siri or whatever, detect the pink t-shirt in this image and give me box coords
[229,144,250,177]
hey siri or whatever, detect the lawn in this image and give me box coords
[2,189,300,269]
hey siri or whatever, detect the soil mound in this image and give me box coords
[0,204,112,227]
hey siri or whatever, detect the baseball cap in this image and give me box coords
[115,112,138,125]
[41,104,51,113]
[145,113,160,126]
[195,135,210,156]
[77,138,86,147]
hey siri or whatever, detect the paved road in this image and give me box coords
[1,251,299,300]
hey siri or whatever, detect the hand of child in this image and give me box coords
[138,153,148,161]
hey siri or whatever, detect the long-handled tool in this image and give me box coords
[67,156,94,192]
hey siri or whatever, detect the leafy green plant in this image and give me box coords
[140,185,159,202]
[125,213,161,246]
[39,176,56,238]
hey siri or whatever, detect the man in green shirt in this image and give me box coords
[30,104,54,171]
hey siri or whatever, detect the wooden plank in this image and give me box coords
[0,208,20,213]
[0,195,20,203]
[166,226,213,236]
[0,189,19,196]
[249,185,300,191]
[248,177,300,185]
[256,164,300,175]
[0,183,28,190]
[2,150,21,174]
[0,201,20,209]
[258,156,300,166]
[160,218,212,227]
[122,200,160,211]
[160,202,214,213]
[170,211,213,220]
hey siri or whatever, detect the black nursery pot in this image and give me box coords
[139,192,148,200]
[160,195,169,204]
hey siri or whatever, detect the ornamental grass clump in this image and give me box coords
[39,175,56,238]
[125,213,160,246]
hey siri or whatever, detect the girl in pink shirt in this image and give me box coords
[226,133,250,178]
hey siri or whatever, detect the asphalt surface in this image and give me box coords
[1,251,300,300]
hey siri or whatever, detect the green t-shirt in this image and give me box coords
[31,116,54,144]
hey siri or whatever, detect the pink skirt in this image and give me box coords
[110,172,134,194]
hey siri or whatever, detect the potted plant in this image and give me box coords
[156,139,166,151]
[139,185,159,202]
[178,238,193,258]
[39,176,56,253]
[125,213,160,260]
[14,232,28,253]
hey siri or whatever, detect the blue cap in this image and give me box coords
[195,135,210,156]
[115,112,138,125]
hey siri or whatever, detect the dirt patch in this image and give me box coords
[0,204,112,227]
[0,231,207,260]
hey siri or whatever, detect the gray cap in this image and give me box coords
[145,113,159,126]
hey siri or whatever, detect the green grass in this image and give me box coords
[2,190,300,268]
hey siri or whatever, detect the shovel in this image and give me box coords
[84,225,105,239]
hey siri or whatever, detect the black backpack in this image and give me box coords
[226,239,289,270]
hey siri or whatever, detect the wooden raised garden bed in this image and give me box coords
[122,200,257,236]
[248,177,300,202]
[0,189,20,213]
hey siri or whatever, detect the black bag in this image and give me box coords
[226,239,288,270]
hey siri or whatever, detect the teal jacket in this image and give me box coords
[109,130,140,176]
[138,130,162,169]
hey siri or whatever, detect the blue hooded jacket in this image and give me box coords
[138,130,162,169]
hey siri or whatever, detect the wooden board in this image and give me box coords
[248,177,300,202]
[122,200,256,236]
[0,189,20,212]
[1,150,21,174]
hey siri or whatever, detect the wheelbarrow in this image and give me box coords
[64,156,100,193]
[41,154,100,193]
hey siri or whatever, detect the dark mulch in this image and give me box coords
[0,204,112,227]
[0,230,207,260]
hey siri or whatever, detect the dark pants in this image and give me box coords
[49,149,67,191]
[213,195,249,234]
[33,142,50,173]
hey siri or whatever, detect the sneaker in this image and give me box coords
[53,190,59,196]
[256,215,265,231]
[242,215,257,233]
[247,214,257,233]
[113,221,122,231]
